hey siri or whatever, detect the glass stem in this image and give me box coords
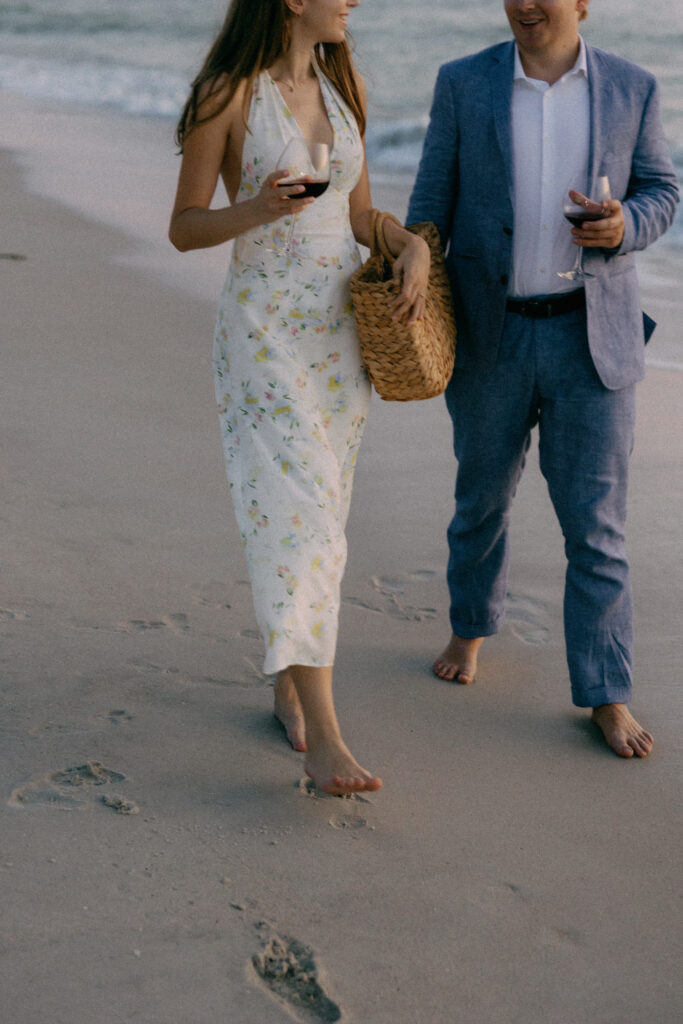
[284,213,297,255]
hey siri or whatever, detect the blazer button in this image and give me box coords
[503,226,512,236]
[500,274,509,286]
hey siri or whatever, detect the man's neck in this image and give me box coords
[517,37,581,86]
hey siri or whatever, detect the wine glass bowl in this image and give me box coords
[275,140,331,254]
[558,175,611,281]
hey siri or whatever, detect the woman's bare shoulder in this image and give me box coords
[195,73,247,125]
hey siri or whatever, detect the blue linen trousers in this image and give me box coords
[445,306,635,708]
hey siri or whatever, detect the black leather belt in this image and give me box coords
[505,289,586,319]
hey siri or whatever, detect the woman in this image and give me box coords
[169,0,429,794]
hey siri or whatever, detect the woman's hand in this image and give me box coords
[389,234,431,324]
[253,169,316,223]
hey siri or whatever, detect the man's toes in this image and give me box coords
[632,732,653,757]
[432,659,456,680]
[432,658,474,683]
[624,724,653,757]
[641,729,654,749]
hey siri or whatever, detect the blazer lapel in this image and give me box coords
[586,43,613,184]
[490,43,515,204]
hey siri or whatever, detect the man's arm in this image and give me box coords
[406,65,459,244]
[553,73,678,256]
[608,76,678,254]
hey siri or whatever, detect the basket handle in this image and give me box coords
[369,209,403,263]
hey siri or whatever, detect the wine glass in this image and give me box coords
[275,139,330,256]
[558,175,611,281]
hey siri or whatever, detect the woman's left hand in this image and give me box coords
[389,234,431,324]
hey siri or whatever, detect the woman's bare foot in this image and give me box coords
[432,634,484,683]
[591,703,654,758]
[273,671,306,752]
[304,736,382,796]
[285,663,381,795]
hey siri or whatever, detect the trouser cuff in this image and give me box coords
[449,613,502,639]
[571,684,632,709]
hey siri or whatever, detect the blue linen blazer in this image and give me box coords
[407,41,680,390]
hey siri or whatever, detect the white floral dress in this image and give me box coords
[213,69,370,675]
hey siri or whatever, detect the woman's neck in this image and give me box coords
[269,40,317,93]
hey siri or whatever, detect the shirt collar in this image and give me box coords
[513,35,587,84]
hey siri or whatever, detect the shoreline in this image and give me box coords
[2,94,683,1024]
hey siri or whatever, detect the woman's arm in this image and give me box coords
[168,81,314,252]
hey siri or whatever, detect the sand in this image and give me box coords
[1,92,682,1024]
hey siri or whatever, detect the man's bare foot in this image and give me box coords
[304,737,382,796]
[432,634,484,683]
[274,672,306,752]
[591,703,654,758]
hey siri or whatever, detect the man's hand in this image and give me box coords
[568,191,625,251]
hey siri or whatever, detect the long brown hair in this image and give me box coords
[175,0,365,151]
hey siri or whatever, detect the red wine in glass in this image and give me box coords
[558,175,611,280]
[564,209,606,229]
[274,140,331,255]
[277,178,330,199]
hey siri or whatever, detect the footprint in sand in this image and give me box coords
[297,778,372,803]
[298,782,375,836]
[106,709,134,726]
[190,580,233,610]
[251,928,342,1023]
[8,762,132,812]
[27,720,88,737]
[343,569,440,623]
[128,656,265,690]
[341,596,384,614]
[199,669,264,689]
[101,794,140,815]
[0,608,30,623]
[116,613,190,636]
[48,762,126,788]
[239,628,262,641]
[540,924,586,948]
[505,592,551,645]
[327,812,371,833]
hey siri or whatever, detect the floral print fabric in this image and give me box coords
[213,70,370,674]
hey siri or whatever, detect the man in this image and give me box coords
[407,0,679,756]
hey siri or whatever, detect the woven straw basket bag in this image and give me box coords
[349,210,456,401]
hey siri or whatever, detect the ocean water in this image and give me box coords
[1,0,681,249]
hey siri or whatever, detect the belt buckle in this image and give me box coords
[525,299,551,318]
[527,299,555,318]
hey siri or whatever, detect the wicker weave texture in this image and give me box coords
[350,215,456,402]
